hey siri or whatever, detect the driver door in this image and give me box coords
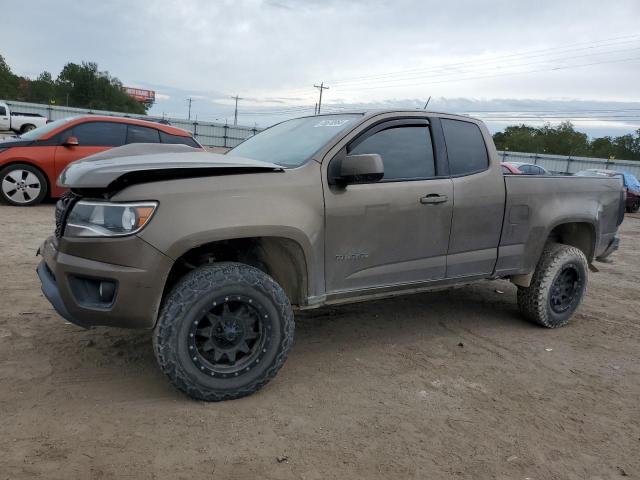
[324,120,454,293]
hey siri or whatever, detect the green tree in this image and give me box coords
[57,61,147,114]
[493,123,640,161]
[0,55,148,114]
[27,71,56,104]
[0,54,20,99]
[537,122,589,156]
[493,124,541,152]
[589,136,615,158]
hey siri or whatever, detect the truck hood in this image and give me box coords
[58,143,284,191]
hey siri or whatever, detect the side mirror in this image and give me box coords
[63,136,79,147]
[329,153,384,185]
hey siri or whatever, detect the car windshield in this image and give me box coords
[228,114,362,167]
[18,117,76,140]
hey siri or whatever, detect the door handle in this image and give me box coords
[420,194,448,205]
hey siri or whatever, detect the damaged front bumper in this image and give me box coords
[37,235,173,329]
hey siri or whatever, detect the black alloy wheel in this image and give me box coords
[549,264,582,314]
[188,294,270,379]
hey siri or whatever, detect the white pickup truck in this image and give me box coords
[0,101,48,134]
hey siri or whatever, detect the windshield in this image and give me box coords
[228,114,362,167]
[18,117,76,141]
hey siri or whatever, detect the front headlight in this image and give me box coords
[65,200,158,237]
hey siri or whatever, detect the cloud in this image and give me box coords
[2,0,639,134]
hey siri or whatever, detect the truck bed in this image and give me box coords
[495,175,623,277]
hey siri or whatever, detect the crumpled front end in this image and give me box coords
[37,196,174,329]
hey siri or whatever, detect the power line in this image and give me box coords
[328,34,640,86]
[231,95,243,126]
[313,82,329,114]
[187,97,193,120]
[265,33,640,97]
[331,45,640,90]
[332,55,640,92]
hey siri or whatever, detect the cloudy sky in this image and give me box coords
[4,0,640,135]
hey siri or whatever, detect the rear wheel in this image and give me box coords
[20,124,36,133]
[630,201,640,213]
[517,243,588,328]
[154,262,294,401]
[0,164,48,206]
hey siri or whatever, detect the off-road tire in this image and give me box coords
[153,262,294,401]
[0,163,48,206]
[517,243,588,328]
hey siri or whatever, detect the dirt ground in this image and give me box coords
[0,204,638,480]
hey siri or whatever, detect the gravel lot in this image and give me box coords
[0,204,638,479]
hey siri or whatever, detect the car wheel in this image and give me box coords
[517,243,588,328]
[631,202,640,213]
[154,262,295,401]
[20,124,36,133]
[0,164,48,206]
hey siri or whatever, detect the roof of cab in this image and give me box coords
[312,109,482,123]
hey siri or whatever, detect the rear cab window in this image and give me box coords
[441,119,489,176]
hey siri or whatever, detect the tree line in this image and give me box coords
[493,122,640,161]
[0,54,147,114]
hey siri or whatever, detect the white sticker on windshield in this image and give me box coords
[313,119,352,128]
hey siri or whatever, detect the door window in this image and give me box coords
[126,125,160,144]
[441,119,489,176]
[348,126,435,181]
[71,122,127,146]
[0,106,6,115]
[160,131,199,147]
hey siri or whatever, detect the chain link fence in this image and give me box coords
[499,150,640,177]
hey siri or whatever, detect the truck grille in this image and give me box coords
[54,192,79,238]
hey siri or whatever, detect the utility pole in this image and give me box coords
[187,97,194,120]
[231,95,242,126]
[313,82,329,114]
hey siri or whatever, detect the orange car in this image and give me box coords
[0,115,202,206]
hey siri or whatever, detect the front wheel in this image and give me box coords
[517,243,588,328]
[154,262,294,401]
[0,164,48,206]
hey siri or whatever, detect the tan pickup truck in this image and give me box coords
[37,111,624,401]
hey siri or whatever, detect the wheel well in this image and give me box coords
[0,161,51,198]
[547,222,595,262]
[162,237,308,307]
